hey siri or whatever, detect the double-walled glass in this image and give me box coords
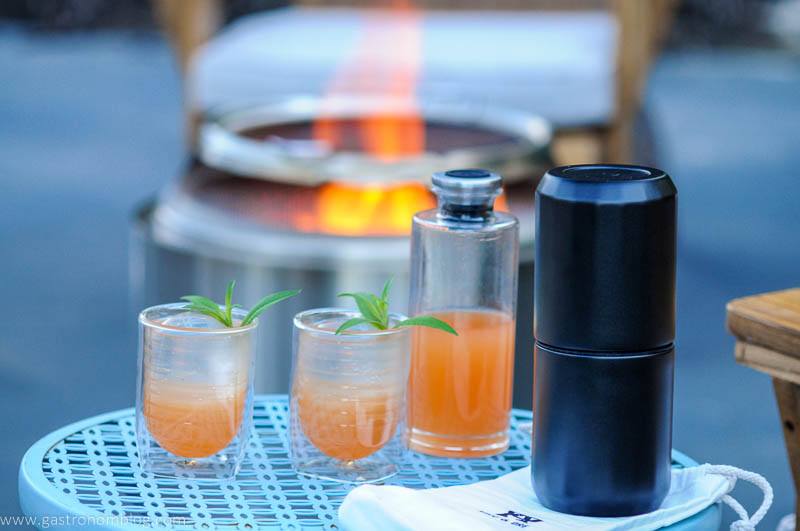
[136,303,257,479]
[289,309,410,483]
[407,169,519,457]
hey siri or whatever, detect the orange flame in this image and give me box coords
[313,1,424,162]
[305,0,431,236]
[316,182,435,236]
[292,183,509,237]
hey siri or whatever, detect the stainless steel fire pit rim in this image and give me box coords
[147,187,413,270]
[199,95,552,186]
[144,185,533,270]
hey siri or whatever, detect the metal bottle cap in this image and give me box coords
[534,164,677,352]
[431,169,503,220]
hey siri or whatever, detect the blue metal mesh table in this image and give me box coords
[19,395,720,529]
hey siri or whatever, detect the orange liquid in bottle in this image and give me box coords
[408,309,515,457]
[296,380,403,461]
[143,382,246,458]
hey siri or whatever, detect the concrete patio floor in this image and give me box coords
[1,26,798,529]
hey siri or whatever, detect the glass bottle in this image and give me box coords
[407,169,519,457]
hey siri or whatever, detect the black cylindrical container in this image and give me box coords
[532,164,677,516]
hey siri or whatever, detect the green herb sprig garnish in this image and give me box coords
[181,281,300,327]
[335,278,457,336]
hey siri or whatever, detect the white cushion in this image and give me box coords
[190,7,617,127]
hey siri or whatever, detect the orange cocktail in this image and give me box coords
[143,382,247,458]
[295,380,403,461]
[408,309,515,457]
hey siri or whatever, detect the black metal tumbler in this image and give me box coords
[531,164,677,516]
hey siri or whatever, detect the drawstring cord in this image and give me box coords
[702,464,773,531]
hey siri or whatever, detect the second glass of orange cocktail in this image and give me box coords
[289,308,411,483]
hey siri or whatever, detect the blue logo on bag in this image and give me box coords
[479,509,542,528]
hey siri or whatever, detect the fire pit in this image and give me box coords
[132,96,549,407]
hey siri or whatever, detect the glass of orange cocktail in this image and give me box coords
[136,303,257,479]
[289,308,410,483]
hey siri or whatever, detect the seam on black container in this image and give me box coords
[535,340,674,358]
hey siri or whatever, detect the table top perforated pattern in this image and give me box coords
[38,395,535,529]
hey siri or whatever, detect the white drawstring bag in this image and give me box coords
[339,464,772,531]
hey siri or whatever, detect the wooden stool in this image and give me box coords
[728,288,800,522]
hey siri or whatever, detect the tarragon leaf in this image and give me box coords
[380,277,394,302]
[180,295,228,325]
[242,290,301,325]
[335,278,458,336]
[225,280,236,327]
[181,295,221,312]
[396,316,458,336]
[337,292,387,328]
[376,298,389,325]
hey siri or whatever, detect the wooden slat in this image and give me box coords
[736,341,800,385]
[727,288,800,358]
[153,0,223,73]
